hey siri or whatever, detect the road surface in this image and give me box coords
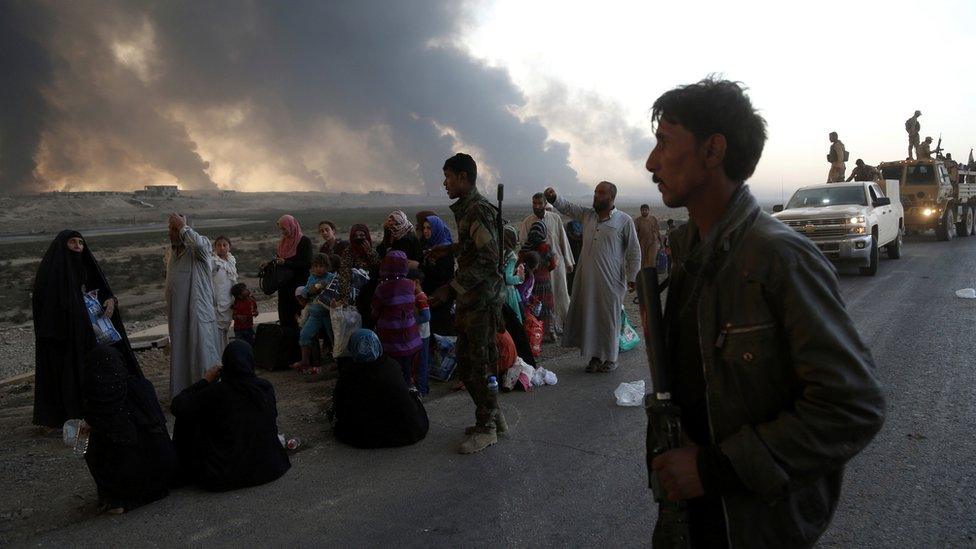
[24,233,976,547]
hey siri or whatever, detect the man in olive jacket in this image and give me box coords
[643,78,885,548]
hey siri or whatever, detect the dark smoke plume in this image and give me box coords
[0,1,649,195]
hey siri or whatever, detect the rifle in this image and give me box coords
[636,266,691,548]
[496,183,505,274]
[934,133,944,158]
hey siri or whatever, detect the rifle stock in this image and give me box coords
[636,266,692,548]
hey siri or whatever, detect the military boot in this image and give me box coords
[458,427,497,454]
[464,411,508,436]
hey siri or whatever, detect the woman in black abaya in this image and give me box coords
[82,346,177,514]
[32,230,142,428]
[171,340,291,492]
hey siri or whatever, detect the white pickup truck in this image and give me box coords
[772,180,904,276]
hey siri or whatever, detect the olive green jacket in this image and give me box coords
[449,188,504,311]
[659,185,886,548]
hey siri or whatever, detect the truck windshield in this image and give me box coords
[881,165,902,180]
[905,164,935,185]
[786,186,867,209]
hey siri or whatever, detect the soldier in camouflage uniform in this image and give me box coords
[428,153,507,454]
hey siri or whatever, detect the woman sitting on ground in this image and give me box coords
[33,230,142,428]
[171,340,290,491]
[329,329,429,449]
[82,346,177,514]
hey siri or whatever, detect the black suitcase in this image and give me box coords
[253,322,300,371]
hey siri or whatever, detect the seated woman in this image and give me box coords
[329,329,429,449]
[82,346,177,514]
[171,340,290,491]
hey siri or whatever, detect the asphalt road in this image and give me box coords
[24,233,976,548]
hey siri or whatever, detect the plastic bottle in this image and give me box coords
[286,437,301,450]
[487,375,499,395]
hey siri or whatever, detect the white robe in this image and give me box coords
[165,226,221,398]
[518,209,575,329]
[211,252,238,351]
[553,197,641,363]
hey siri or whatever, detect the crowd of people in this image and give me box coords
[27,77,891,548]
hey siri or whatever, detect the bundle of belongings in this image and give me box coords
[500,357,557,392]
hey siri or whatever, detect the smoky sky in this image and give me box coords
[1,1,647,195]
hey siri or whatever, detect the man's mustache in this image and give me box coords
[652,174,664,184]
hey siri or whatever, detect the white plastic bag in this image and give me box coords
[543,370,558,386]
[614,380,646,406]
[955,288,976,299]
[329,306,362,356]
[531,366,548,387]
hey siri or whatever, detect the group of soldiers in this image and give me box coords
[825,109,969,183]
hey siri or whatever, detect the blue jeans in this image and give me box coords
[300,304,332,347]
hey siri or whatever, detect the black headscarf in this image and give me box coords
[220,340,273,410]
[32,230,141,373]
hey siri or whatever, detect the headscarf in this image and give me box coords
[423,215,453,248]
[83,345,136,444]
[348,329,382,363]
[276,215,303,259]
[503,225,519,253]
[522,220,548,252]
[347,224,374,259]
[221,340,273,410]
[415,210,437,231]
[386,210,414,241]
[380,250,408,281]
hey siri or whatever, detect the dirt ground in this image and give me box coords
[0,331,585,544]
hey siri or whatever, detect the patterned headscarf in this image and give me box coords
[386,210,414,241]
[276,215,304,259]
[348,329,382,363]
[423,215,453,248]
[347,224,374,259]
[503,225,519,253]
[522,220,547,252]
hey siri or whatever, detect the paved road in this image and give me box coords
[25,234,976,547]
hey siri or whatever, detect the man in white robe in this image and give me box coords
[518,193,575,334]
[545,182,641,372]
[165,213,221,399]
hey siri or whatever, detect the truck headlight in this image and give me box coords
[922,208,934,216]
[849,215,865,224]
[849,226,867,235]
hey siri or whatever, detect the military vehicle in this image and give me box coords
[879,159,976,240]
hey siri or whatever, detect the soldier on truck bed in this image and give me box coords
[846,159,882,182]
[917,136,935,160]
[906,110,921,159]
[827,131,847,182]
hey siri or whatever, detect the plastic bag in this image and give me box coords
[618,308,640,352]
[955,288,976,299]
[524,312,543,357]
[329,306,362,356]
[84,291,121,346]
[614,380,645,406]
[429,334,457,381]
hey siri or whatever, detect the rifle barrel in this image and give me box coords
[636,266,669,397]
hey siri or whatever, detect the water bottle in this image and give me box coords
[487,375,499,395]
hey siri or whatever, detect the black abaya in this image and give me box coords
[331,354,429,448]
[82,346,176,511]
[33,230,142,427]
[171,341,290,491]
[277,235,312,329]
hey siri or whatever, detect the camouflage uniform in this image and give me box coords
[906,116,921,159]
[917,140,933,160]
[827,140,847,182]
[449,188,504,429]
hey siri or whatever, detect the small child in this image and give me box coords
[211,235,238,351]
[517,251,541,318]
[407,268,430,396]
[230,282,258,345]
[292,253,336,371]
[371,251,421,388]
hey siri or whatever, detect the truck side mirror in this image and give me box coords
[772,204,784,212]
[873,197,891,207]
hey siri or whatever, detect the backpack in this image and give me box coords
[258,261,293,295]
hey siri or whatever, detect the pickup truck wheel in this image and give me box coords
[958,206,975,237]
[886,229,903,259]
[859,234,879,276]
[936,210,955,241]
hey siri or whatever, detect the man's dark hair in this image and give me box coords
[318,220,336,231]
[640,203,650,209]
[598,180,618,199]
[231,282,248,299]
[443,153,477,184]
[532,192,545,201]
[829,131,838,139]
[855,158,864,165]
[214,235,231,247]
[652,77,767,183]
